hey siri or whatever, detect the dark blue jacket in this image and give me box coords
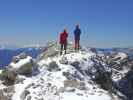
[74,28,81,40]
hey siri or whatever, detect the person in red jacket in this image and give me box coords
[59,29,68,55]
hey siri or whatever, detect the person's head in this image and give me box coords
[76,24,80,29]
[63,28,67,33]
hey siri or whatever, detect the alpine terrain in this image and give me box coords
[0,42,132,100]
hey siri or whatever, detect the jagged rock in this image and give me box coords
[62,72,74,80]
[0,86,14,100]
[20,90,30,100]
[94,71,112,90]
[0,55,38,86]
[99,50,133,99]
[48,61,60,71]
[106,52,130,71]
[70,61,84,75]
[70,61,80,68]
[90,48,97,54]
[114,69,133,100]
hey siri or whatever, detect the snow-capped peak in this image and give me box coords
[10,50,117,100]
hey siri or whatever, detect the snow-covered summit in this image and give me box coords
[1,41,127,100]
[10,50,119,100]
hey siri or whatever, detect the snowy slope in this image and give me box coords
[11,51,118,100]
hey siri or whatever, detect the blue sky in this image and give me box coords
[0,0,132,48]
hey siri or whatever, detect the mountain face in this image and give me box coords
[0,47,42,68]
[0,49,116,100]
[0,42,133,100]
[97,48,133,100]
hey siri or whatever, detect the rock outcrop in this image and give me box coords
[0,53,38,86]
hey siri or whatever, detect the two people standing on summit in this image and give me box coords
[59,24,81,55]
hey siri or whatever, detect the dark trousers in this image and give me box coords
[60,43,67,55]
[75,39,80,51]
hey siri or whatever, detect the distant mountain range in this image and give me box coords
[0,44,133,69]
[96,48,133,57]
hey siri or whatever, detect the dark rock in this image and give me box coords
[27,95,31,100]
[48,61,60,71]
[62,72,74,80]
[0,90,8,100]
[0,86,14,100]
[70,61,80,68]
[94,71,112,90]
[20,90,30,100]
[90,48,97,53]
[115,70,133,100]
[76,93,83,96]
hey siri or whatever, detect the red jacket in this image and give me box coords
[59,31,68,44]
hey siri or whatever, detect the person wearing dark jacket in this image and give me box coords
[59,29,68,55]
[74,24,81,51]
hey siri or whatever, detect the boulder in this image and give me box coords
[9,56,34,75]
[17,60,33,75]
[0,55,37,85]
